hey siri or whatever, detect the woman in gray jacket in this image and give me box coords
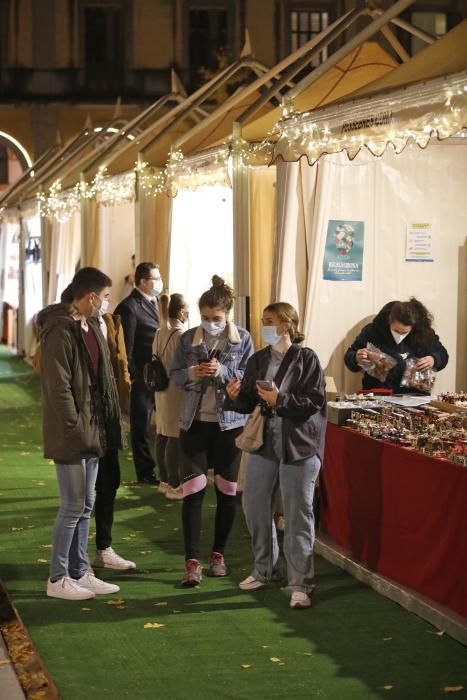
[226,302,326,610]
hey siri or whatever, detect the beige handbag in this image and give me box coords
[235,405,265,453]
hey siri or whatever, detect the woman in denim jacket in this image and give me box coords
[225,302,326,610]
[171,276,254,586]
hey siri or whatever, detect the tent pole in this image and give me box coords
[80,174,91,268]
[232,123,250,330]
[380,24,410,62]
[236,6,367,127]
[142,56,259,156]
[134,154,143,265]
[174,7,364,150]
[40,207,49,308]
[388,17,436,44]
[286,0,415,102]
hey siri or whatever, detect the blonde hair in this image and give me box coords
[159,293,170,329]
[264,302,305,344]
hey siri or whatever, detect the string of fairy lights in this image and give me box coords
[1,73,466,224]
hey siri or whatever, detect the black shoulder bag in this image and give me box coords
[144,330,177,392]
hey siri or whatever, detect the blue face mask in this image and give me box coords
[201,320,225,337]
[152,279,163,297]
[261,325,282,346]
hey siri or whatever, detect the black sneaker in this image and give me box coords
[138,475,160,485]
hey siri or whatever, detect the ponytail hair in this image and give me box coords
[198,275,235,313]
[168,293,185,320]
[264,302,305,344]
[159,293,170,329]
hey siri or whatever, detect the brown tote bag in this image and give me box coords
[234,347,297,453]
[235,405,265,453]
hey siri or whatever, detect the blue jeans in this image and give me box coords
[49,458,99,581]
[242,417,321,594]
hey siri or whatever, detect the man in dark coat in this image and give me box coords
[115,261,162,483]
[38,267,122,601]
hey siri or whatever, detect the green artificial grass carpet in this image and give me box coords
[0,346,466,700]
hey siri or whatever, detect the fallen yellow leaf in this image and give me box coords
[270,657,281,663]
[436,630,445,637]
[10,527,24,532]
[241,665,252,669]
[107,599,125,606]
[383,686,393,691]
[41,544,52,549]
[303,652,313,656]
[383,637,393,641]
[19,451,31,456]
[139,551,152,555]
[81,608,92,612]
[441,687,464,694]
[144,622,165,629]
[37,558,48,564]
[116,605,126,610]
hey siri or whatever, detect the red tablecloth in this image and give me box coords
[322,423,467,617]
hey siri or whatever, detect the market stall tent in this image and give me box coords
[271,20,467,393]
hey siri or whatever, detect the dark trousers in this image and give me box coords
[180,421,242,561]
[94,449,121,551]
[155,434,182,487]
[130,378,156,480]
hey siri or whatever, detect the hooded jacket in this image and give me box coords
[344,301,449,392]
[37,303,122,463]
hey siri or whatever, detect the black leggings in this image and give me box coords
[180,421,242,561]
[182,487,237,561]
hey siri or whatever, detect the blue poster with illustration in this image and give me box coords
[323,219,364,281]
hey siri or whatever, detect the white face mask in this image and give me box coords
[391,329,410,345]
[91,296,109,317]
[152,279,163,296]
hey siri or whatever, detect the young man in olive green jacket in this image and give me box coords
[38,267,122,601]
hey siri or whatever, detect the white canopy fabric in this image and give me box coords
[47,212,81,304]
[273,70,467,165]
[275,142,467,394]
[273,21,467,165]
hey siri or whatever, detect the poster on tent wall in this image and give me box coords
[405,222,434,262]
[323,219,364,281]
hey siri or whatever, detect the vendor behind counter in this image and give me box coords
[344,298,449,394]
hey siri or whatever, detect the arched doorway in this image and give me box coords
[0,132,32,192]
[0,133,33,352]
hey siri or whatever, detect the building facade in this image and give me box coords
[0,0,465,182]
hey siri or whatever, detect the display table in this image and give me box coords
[321,423,467,617]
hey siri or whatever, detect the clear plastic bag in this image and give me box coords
[357,342,397,382]
[400,357,435,393]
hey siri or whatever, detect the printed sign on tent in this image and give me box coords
[405,222,434,262]
[323,220,364,281]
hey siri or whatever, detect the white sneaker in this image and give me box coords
[93,547,136,570]
[47,576,95,601]
[239,575,266,591]
[158,482,169,494]
[290,591,311,609]
[77,570,120,595]
[165,486,183,500]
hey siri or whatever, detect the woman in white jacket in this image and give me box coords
[153,293,189,499]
